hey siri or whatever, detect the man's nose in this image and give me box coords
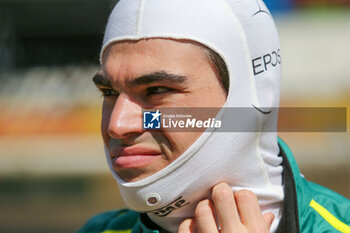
[107,94,143,139]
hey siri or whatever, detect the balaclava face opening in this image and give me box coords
[101,0,284,232]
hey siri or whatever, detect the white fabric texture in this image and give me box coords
[101,0,284,232]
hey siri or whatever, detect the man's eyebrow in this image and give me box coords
[92,72,112,88]
[92,70,187,89]
[127,71,187,87]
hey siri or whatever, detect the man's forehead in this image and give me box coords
[100,38,211,83]
[101,38,209,66]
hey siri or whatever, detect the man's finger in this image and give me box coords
[211,183,241,232]
[194,199,219,233]
[234,190,267,230]
[178,218,196,233]
[263,212,275,229]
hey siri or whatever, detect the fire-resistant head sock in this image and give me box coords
[101,0,284,232]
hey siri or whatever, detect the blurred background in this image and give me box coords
[0,0,349,232]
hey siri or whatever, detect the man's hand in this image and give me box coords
[178,183,274,233]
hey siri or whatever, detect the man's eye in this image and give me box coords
[101,89,119,97]
[147,86,174,96]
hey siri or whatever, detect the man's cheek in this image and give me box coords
[163,131,202,154]
[101,103,113,144]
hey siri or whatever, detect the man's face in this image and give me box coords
[95,39,226,182]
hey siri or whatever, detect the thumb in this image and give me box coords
[263,212,275,229]
[178,218,196,233]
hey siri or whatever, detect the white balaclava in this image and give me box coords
[101,0,284,232]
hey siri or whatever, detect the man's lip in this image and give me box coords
[110,146,161,158]
[110,146,162,169]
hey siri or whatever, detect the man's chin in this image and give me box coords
[115,167,159,183]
